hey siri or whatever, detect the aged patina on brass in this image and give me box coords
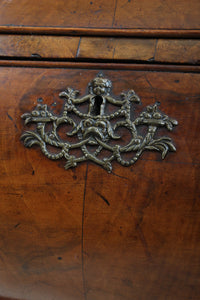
[21,74,178,173]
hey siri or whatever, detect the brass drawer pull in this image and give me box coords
[21,74,178,173]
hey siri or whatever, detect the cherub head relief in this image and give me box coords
[88,73,112,96]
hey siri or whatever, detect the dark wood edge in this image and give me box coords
[0,297,22,300]
[0,60,199,73]
[0,26,200,38]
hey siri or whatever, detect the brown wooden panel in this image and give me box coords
[0,0,116,29]
[78,38,200,63]
[155,39,200,64]
[0,27,199,38]
[0,36,199,64]
[78,38,157,61]
[0,0,199,30]
[84,162,200,300]
[114,0,200,30]
[0,35,80,59]
[0,68,199,300]
[0,60,200,73]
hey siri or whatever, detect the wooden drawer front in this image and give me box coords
[0,0,199,31]
[0,67,199,300]
[0,35,199,65]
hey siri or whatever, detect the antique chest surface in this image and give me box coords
[0,1,199,300]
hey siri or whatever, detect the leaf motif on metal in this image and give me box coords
[21,74,178,173]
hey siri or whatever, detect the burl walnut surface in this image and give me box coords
[0,0,199,30]
[0,68,199,300]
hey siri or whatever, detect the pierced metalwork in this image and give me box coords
[21,74,178,173]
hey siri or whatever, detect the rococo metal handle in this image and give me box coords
[21,74,178,173]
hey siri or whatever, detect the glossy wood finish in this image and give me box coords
[0,60,199,73]
[0,67,199,300]
[155,39,200,64]
[0,0,199,31]
[0,27,200,38]
[0,35,199,64]
[0,35,80,59]
[78,38,200,63]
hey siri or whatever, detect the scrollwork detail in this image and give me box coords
[21,74,178,173]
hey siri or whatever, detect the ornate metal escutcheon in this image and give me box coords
[21,74,178,173]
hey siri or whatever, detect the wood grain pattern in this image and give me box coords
[0,36,199,64]
[113,0,200,30]
[0,60,199,73]
[0,68,199,300]
[78,37,200,63]
[0,0,199,30]
[78,37,157,61]
[0,35,80,59]
[0,27,199,38]
[155,39,200,64]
